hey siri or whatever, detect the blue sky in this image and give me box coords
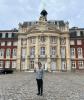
[0,0,84,29]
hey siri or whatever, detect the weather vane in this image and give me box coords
[41,0,46,10]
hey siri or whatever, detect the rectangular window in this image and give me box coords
[76,31,80,36]
[5,61,10,68]
[61,60,66,70]
[12,49,17,57]
[0,33,2,38]
[51,47,56,55]
[77,40,82,45]
[12,61,16,68]
[6,33,8,38]
[2,33,5,38]
[80,31,84,36]
[71,61,76,68]
[1,42,5,46]
[7,42,11,46]
[30,37,36,44]
[21,48,26,59]
[6,49,11,57]
[0,49,4,57]
[13,42,17,46]
[77,48,82,58]
[30,61,34,69]
[50,36,57,44]
[70,48,75,58]
[12,33,16,38]
[40,47,45,55]
[0,61,3,68]
[40,36,46,43]
[78,61,84,69]
[8,33,12,38]
[70,40,75,45]
[61,47,66,58]
[30,47,35,55]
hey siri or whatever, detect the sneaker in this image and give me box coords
[37,93,40,95]
[40,93,43,96]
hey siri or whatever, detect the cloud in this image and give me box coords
[0,0,84,29]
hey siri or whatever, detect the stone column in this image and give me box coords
[57,36,61,71]
[24,39,28,70]
[46,36,51,72]
[26,38,30,70]
[66,37,71,71]
[35,36,39,68]
[16,37,21,71]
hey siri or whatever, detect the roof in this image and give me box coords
[0,29,18,32]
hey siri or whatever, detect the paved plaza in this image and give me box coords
[0,71,84,100]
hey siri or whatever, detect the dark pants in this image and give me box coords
[36,79,43,94]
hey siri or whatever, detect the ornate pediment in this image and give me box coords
[26,23,62,34]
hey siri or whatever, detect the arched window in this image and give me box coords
[12,49,17,56]
[6,49,11,57]
[0,49,4,57]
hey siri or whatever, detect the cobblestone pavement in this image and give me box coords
[0,71,84,100]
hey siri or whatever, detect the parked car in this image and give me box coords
[0,68,13,74]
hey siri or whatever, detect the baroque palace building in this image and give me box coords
[16,10,71,71]
[1,10,84,72]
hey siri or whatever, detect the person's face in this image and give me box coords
[38,62,42,68]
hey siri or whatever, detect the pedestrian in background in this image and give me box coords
[35,62,44,96]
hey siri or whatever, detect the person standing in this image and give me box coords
[35,62,44,96]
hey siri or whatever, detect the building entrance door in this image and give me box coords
[61,61,67,71]
[51,62,56,71]
[30,61,34,69]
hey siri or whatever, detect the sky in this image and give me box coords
[0,0,84,29]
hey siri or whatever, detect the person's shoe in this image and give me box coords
[40,93,43,96]
[37,93,40,95]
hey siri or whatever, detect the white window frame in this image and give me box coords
[61,47,66,58]
[70,48,75,58]
[30,47,35,55]
[6,49,11,57]
[0,49,4,57]
[7,42,11,46]
[12,61,16,68]
[77,40,82,45]
[61,60,66,70]
[70,40,74,45]
[8,33,12,38]
[76,31,80,36]
[21,48,26,59]
[1,42,5,46]
[5,61,10,68]
[12,49,17,57]
[77,48,82,58]
[71,61,76,68]
[51,47,56,55]
[40,47,45,55]
[30,37,35,44]
[13,42,17,46]
[2,33,5,38]
[50,36,57,44]
[0,61,3,68]
[78,61,84,69]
